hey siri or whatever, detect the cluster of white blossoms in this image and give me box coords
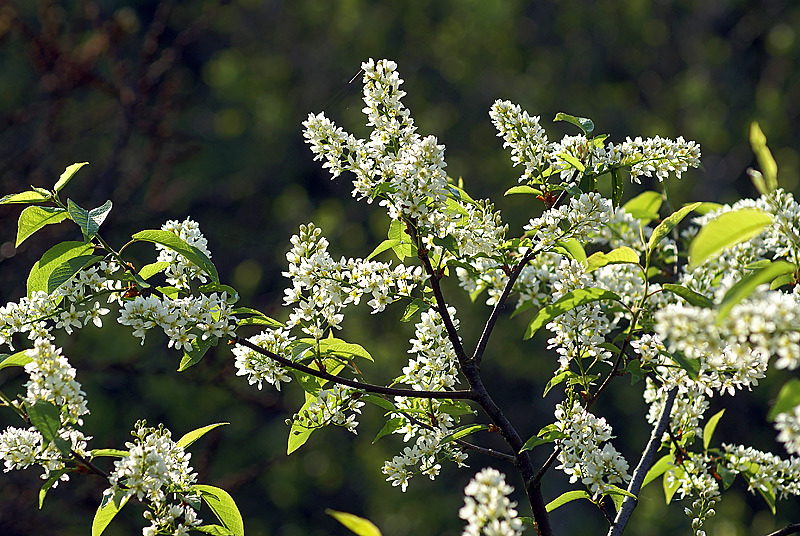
[0,339,91,486]
[523,192,613,254]
[106,422,201,536]
[490,99,700,185]
[722,444,800,499]
[232,328,294,391]
[382,307,468,491]
[283,223,425,338]
[775,406,800,455]
[458,467,525,536]
[157,218,214,288]
[118,292,235,349]
[553,400,630,497]
[288,384,366,435]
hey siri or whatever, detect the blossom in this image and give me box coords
[459,467,525,536]
[775,405,800,455]
[156,217,214,288]
[232,328,294,391]
[24,339,89,426]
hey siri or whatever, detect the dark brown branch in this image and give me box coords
[473,249,536,366]
[767,523,800,536]
[232,336,475,400]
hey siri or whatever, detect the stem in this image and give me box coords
[232,337,475,400]
[607,387,677,536]
[767,524,800,536]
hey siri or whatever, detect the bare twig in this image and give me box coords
[766,523,800,536]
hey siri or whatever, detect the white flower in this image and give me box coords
[459,467,524,536]
[232,328,294,391]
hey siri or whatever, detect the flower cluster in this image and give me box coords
[157,218,214,288]
[605,135,701,183]
[554,400,630,496]
[663,452,720,536]
[117,292,235,349]
[232,328,294,391]
[523,192,613,254]
[288,384,366,434]
[458,467,525,536]
[489,100,550,184]
[775,406,800,455]
[106,422,200,536]
[283,223,425,338]
[723,444,800,499]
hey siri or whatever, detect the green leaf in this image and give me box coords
[192,484,244,536]
[138,261,171,280]
[545,490,592,512]
[585,247,640,273]
[717,261,796,322]
[0,350,33,371]
[748,169,769,196]
[158,286,180,299]
[192,525,234,536]
[92,489,130,536]
[367,238,402,260]
[400,298,429,322]
[642,455,673,489]
[90,449,128,458]
[288,393,317,454]
[361,395,396,412]
[648,202,702,252]
[768,378,800,421]
[558,152,586,173]
[611,168,624,209]
[692,202,723,216]
[669,350,700,381]
[54,162,88,193]
[742,469,776,514]
[47,254,102,294]
[25,400,62,447]
[177,423,229,449]
[553,239,586,263]
[236,313,283,328]
[504,185,543,196]
[703,409,725,451]
[661,284,713,308]
[27,241,94,297]
[771,273,796,290]
[302,337,374,362]
[524,288,620,339]
[16,206,69,247]
[178,337,217,372]
[605,485,637,512]
[39,467,70,508]
[663,464,684,504]
[543,370,572,397]
[386,219,416,261]
[1,190,50,205]
[521,424,568,452]
[67,199,112,241]
[133,230,219,283]
[553,112,594,136]
[750,122,778,192]
[623,190,662,223]
[688,208,774,269]
[372,417,404,444]
[439,424,490,444]
[326,509,383,536]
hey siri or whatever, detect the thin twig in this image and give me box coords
[766,523,800,536]
[607,387,677,536]
[232,337,475,400]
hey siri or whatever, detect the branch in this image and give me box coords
[232,337,475,400]
[473,249,536,366]
[531,446,561,488]
[767,524,800,536]
[607,387,677,536]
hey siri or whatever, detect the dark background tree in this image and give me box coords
[0,1,798,534]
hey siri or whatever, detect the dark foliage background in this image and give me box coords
[0,1,799,535]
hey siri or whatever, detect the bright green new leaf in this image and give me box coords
[326,509,383,536]
[585,247,640,273]
[1,190,50,205]
[524,288,620,340]
[178,336,216,372]
[771,273,796,289]
[664,463,685,504]
[648,202,701,252]
[301,337,374,362]
[661,284,713,308]
[748,169,769,196]
[623,191,662,223]
[138,261,171,280]
[193,525,234,535]
[90,449,129,458]
[361,395,395,412]
[768,378,800,421]
[46,254,102,295]
[192,484,245,536]
[372,417,404,444]
[39,468,69,509]
[0,350,33,371]
[688,208,774,269]
[67,199,112,240]
[440,424,490,444]
[545,490,592,512]
[553,112,594,136]
[400,298,430,322]
[504,185,543,196]
[742,469,776,514]
[133,230,219,283]
[642,455,673,489]
[703,409,725,450]
[553,239,586,263]
[367,238,402,260]
[177,423,229,449]
[92,489,130,536]
[387,218,415,261]
[558,152,585,173]
[25,400,62,447]
[543,370,572,397]
[692,202,723,216]
[54,162,89,193]
[606,485,637,512]
[669,350,700,381]
[717,261,796,322]
[16,206,69,247]
[750,122,778,192]
[288,392,317,454]
[27,241,94,297]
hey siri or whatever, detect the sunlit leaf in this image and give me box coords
[54,162,89,193]
[192,484,245,536]
[27,241,94,297]
[524,288,620,339]
[585,247,640,273]
[688,209,774,269]
[703,409,725,451]
[177,422,229,449]
[16,206,69,247]
[717,261,796,322]
[133,230,219,283]
[768,378,800,421]
[553,112,594,136]
[647,202,701,252]
[326,509,383,536]
[545,490,591,512]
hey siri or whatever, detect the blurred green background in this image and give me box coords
[1,1,799,534]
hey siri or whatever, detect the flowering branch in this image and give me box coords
[231,336,475,400]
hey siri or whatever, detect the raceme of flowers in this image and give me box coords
[459,467,525,536]
[106,421,201,536]
[288,384,366,435]
[157,218,215,289]
[232,328,295,391]
[554,400,630,497]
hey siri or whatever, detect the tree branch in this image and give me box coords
[607,387,677,536]
[767,523,800,536]
[232,336,475,400]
